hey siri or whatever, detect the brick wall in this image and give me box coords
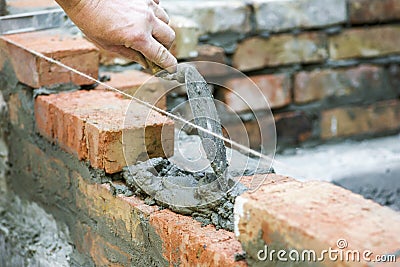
[160,0,400,150]
[0,1,400,266]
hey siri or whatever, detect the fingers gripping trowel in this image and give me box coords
[147,60,228,187]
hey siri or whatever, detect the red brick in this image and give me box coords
[329,26,400,60]
[194,45,226,63]
[220,73,291,112]
[0,29,99,88]
[233,33,327,71]
[349,0,400,24]
[150,209,246,267]
[235,177,400,266]
[34,90,174,173]
[76,171,246,266]
[97,70,166,110]
[98,47,133,66]
[192,45,228,77]
[294,65,390,104]
[320,100,400,139]
[222,113,276,150]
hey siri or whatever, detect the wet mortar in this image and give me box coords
[116,127,273,231]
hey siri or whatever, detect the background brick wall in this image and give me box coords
[159,0,400,150]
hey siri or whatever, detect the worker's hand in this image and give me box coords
[56,0,177,69]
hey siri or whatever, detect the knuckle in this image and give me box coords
[155,45,169,64]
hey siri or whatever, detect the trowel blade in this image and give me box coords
[179,64,228,183]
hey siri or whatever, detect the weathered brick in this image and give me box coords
[98,47,133,66]
[163,1,251,35]
[235,177,400,266]
[75,176,158,246]
[0,29,99,88]
[223,114,275,150]
[75,171,246,266]
[252,0,346,32]
[74,221,132,267]
[320,100,400,139]
[275,111,313,144]
[150,209,246,267]
[233,33,327,71]
[34,90,174,173]
[388,64,400,95]
[220,73,291,112]
[6,86,35,132]
[97,70,166,110]
[194,45,226,64]
[169,16,199,59]
[349,0,400,24]
[294,65,396,104]
[191,45,228,78]
[329,26,400,60]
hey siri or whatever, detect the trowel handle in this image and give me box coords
[145,58,164,74]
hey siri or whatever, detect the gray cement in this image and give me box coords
[0,196,73,267]
[274,134,400,211]
[0,93,7,194]
[123,158,248,231]
[122,130,272,231]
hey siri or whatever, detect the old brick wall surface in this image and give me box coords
[157,0,400,150]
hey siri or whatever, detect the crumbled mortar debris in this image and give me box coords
[0,196,73,267]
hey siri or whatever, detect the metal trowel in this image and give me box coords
[147,60,228,184]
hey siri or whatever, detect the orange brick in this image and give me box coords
[349,0,400,24]
[220,73,291,112]
[233,33,327,71]
[235,178,400,266]
[75,171,247,266]
[150,209,246,267]
[0,29,99,88]
[97,69,166,110]
[329,26,400,60]
[320,100,400,139]
[34,90,174,173]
